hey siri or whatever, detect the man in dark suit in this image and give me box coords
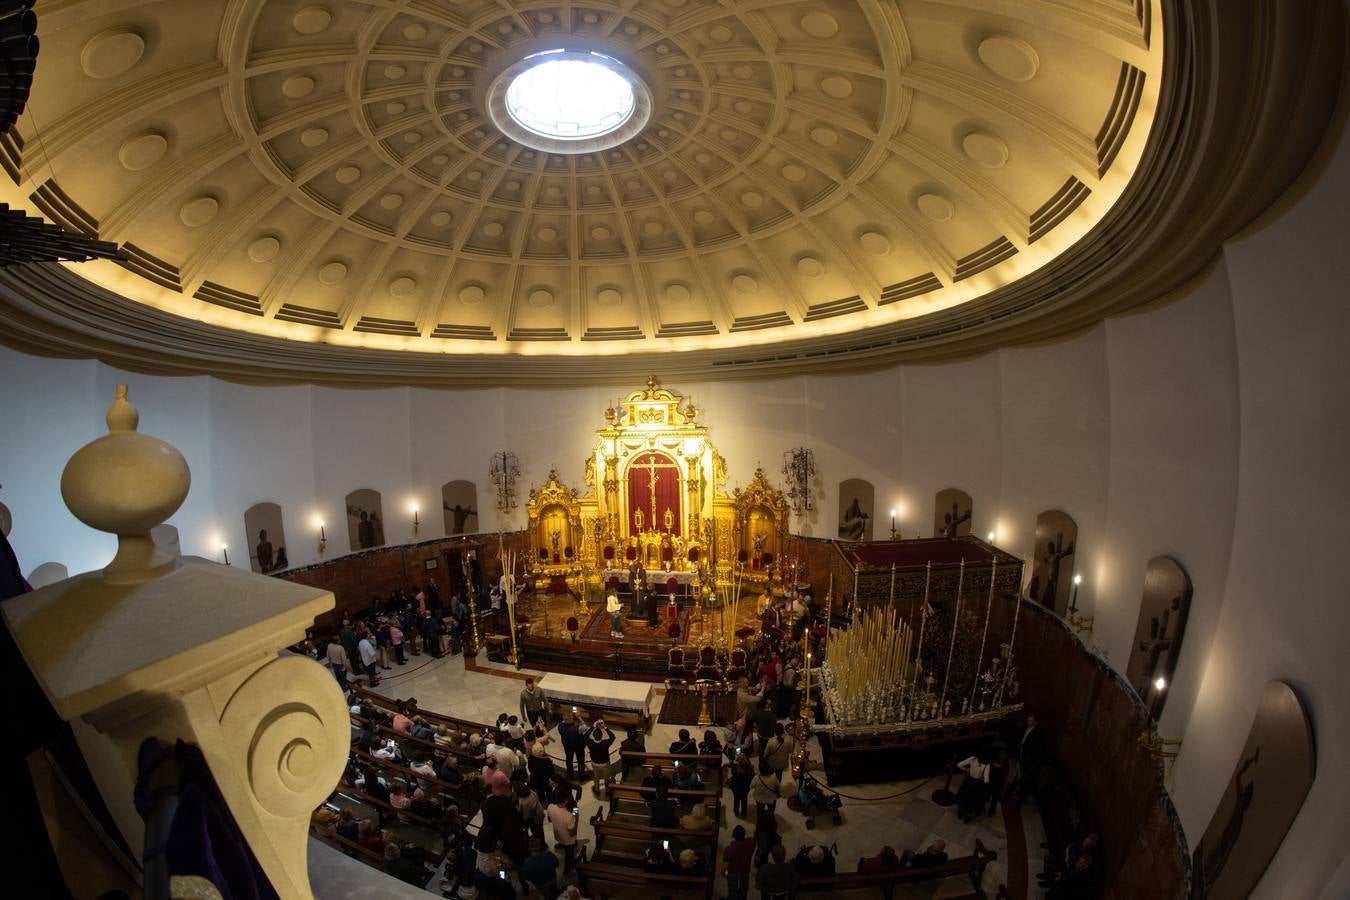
[1014,713,1047,800]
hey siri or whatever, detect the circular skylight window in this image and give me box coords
[506,51,635,140]
[488,50,652,153]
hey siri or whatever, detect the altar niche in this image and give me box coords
[521,375,789,596]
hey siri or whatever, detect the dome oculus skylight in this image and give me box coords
[487,50,651,154]
[506,51,635,140]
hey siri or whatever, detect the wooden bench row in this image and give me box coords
[797,839,997,899]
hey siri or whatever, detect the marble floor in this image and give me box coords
[328,649,1016,900]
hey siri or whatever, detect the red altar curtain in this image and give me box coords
[627,452,682,535]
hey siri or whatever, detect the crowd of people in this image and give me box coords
[305,585,1100,899]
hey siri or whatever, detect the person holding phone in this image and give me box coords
[587,718,616,798]
[546,786,580,873]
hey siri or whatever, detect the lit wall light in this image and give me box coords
[889,509,898,540]
[315,516,327,555]
[1154,676,1167,692]
[221,543,229,566]
[987,530,996,543]
[411,501,421,536]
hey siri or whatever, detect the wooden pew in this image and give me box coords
[309,823,384,864]
[796,839,998,900]
[606,782,720,812]
[619,750,725,788]
[576,860,712,900]
[352,684,489,735]
[350,748,483,816]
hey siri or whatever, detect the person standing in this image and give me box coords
[389,619,406,665]
[607,592,624,637]
[763,723,794,781]
[356,629,380,687]
[955,753,993,823]
[559,710,588,782]
[587,719,616,797]
[722,824,756,900]
[755,844,801,899]
[752,759,782,820]
[520,676,548,726]
[546,788,579,873]
[729,752,754,818]
[325,636,352,691]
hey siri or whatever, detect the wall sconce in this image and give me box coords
[1138,728,1182,761]
[220,544,229,566]
[890,509,898,540]
[490,451,521,513]
[987,530,996,543]
[317,519,327,555]
[411,502,421,536]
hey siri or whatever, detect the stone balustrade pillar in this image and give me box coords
[1,386,347,897]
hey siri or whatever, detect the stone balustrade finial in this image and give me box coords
[60,384,191,585]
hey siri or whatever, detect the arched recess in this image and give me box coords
[26,562,68,589]
[0,500,10,537]
[345,489,385,551]
[244,502,288,573]
[1028,509,1079,615]
[837,479,874,541]
[1125,555,1192,719]
[933,488,972,538]
[441,481,480,535]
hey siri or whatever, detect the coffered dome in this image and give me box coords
[0,0,1168,367]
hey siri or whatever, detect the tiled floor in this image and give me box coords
[334,649,1014,899]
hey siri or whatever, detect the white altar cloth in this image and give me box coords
[543,672,655,717]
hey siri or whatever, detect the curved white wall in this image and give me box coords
[2,80,1347,900]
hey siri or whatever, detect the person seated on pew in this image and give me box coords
[433,724,456,751]
[619,728,646,781]
[648,784,679,828]
[678,848,708,878]
[356,720,377,754]
[698,728,723,757]
[669,728,698,755]
[410,716,436,742]
[643,840,677,874]
[520,835,560,899]
[437,753,466,786]
[1041,833,1099,884]
[357,819,385,852]
[384,841,434,886]
[334,808,361,842]
[409,756,437,782]
[671,760,705,791]
[792,844,836,878]
[410,792,453,822]
[642,764,673,789]
[389,781,426,812]
[755,844,801,899]
[392,703,414,735]
[859,845,902,874]
[679,799,714,831]
[1043,853,1096,898]
[372,737,400,761]
[311,802,341,836]
[901,838,947,867]
[364,771,393,806]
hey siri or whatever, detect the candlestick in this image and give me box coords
[970,557,996,710]
[221,544,229,566]
[889,563,896,609]
[938,560,965,718]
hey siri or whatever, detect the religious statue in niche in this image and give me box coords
[933,488,973,538]
[441,480,480,535]
[1126,555,1192,718]
[1028,510,1078,613]
[243,501,288,574]
[1189,681,1314,900]
[837,479,875,541]
[345,488,385,550]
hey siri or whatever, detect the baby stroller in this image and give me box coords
[795,772,843,828]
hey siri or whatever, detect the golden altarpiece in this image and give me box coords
[524,376,788,592]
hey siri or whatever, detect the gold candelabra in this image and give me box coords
[1066,603,1095,639]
